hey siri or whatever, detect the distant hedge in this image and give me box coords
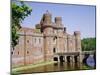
[81,37,96,51]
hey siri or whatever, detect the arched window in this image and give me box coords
[27,51,29,54]
[11,52,13,55]
[18,51,19,55]
[27,40,29,43]
[53,48,56,53]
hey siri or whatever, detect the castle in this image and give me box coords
[12,11,82,67]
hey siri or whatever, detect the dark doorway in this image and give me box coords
[74,56,78,63]
[67,56,70,62]
[54,57,58,61]
[60,56,64,62]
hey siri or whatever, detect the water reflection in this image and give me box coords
[84,55,96,68]
[17,62,86,74]
[17,56,96,74]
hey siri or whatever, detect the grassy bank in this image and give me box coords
[82,65,95,70]
[12,61,56,74]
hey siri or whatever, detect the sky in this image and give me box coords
[14,1,96,39]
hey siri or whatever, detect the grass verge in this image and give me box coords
[12,61,56,74]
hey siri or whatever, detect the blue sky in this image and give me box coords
[14,1,96,39]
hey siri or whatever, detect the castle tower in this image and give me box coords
[40,10,52,25]
[55,17,62,25]
[67,34,73,52]
[54,16,65,53]
[41,11,54,61]
[41,10,53,34]
[43,10,52,24]
[74,31,82,62]
[74,31,81,52]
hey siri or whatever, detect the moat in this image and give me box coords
[15,55,95,74]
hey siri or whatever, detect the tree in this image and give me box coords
[12,2,32,49]
[81,37,96,51]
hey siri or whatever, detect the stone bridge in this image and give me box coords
[82,50,95,55]
[81,50,96,64]
[53,50,95,63]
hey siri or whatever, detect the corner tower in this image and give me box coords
[74,31,81,52]
[74,31,82,62]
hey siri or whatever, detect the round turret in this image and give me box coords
[74,31,81,52]
[40,10,53,35]
[55,17,62,25]
[43,10,52,24]
[74,31,81,36]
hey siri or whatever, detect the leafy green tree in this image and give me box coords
[81,37,96,51]
[12,2,32,49]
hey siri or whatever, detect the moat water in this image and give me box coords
[16,55,96,74]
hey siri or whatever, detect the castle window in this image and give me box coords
[11,52,13,55]
[53,36,57,44]
[27,51,29,54]
[18,51,19,55]
[27,40,29,43]
[53,48,56,53]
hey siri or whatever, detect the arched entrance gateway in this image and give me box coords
[67,56,71,62]
[53,57,58,61]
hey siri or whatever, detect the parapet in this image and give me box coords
[35,24,41,29]
[74,31,81,35]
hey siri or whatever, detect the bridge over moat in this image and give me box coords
[53,50,96,63]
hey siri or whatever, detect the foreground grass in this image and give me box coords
[82,64,95,70]
[12,61,56,74]
[82,65,90,70]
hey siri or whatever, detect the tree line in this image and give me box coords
[81,37,96,51]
